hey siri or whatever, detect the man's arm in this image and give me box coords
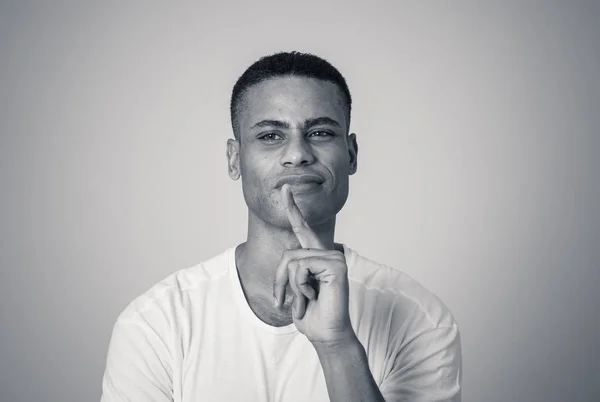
[276,184,461,400]
[315,324,461,402]
[313,333,386,402]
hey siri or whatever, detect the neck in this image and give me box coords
[235,210,338,294]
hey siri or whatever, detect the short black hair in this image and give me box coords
[230,51,352,139]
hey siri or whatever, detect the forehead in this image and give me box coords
[238,76,348,131]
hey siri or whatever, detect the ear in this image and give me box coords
[347,133,358,175]
[226,138,241,180]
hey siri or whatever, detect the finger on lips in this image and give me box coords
[281,184,326,250]
[275,184,344,319]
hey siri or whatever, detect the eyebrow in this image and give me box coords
[250,117,341,130]
[305,117,341,128]
[251,119,290,129]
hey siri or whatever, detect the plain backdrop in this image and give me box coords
[1,2,599,402]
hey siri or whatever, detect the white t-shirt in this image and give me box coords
[101,245,461,401]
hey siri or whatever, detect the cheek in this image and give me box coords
[240,153,265,180]
[323,151,351,200]
[322,148,351,181]
[240,157,275,197]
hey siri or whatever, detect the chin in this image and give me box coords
[248,190,346,228]
[295,200,343,227]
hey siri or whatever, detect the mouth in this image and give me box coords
[275,174,324,189]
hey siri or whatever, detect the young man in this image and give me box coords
[101,51,462,402]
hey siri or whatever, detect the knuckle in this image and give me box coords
[287,259,299,270]
[332,249,344,258]
[333,252,346,262]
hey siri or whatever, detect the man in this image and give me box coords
[101,51,462,401]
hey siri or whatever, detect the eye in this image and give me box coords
[258,133,283,142]
[308,130,334,140]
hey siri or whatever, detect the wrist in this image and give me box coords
[311,330,361,355]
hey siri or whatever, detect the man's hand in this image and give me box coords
[273,183,354,345]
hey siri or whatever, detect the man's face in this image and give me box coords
[227,76,358,229]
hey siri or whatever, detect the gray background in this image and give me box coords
[1,2,599,401]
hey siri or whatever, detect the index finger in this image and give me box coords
[281,183,325,250]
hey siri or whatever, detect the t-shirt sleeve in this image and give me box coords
[101,317,174,402]
[379,324,462,402]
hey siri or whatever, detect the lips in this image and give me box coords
[275,174,324,188]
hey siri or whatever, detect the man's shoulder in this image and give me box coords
[344,245,457,329]
[115,247,234,323]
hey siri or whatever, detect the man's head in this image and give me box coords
[226,51,358,230]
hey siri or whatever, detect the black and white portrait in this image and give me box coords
[1,2,598,402]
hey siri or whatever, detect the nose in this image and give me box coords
[279,136,315,167]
